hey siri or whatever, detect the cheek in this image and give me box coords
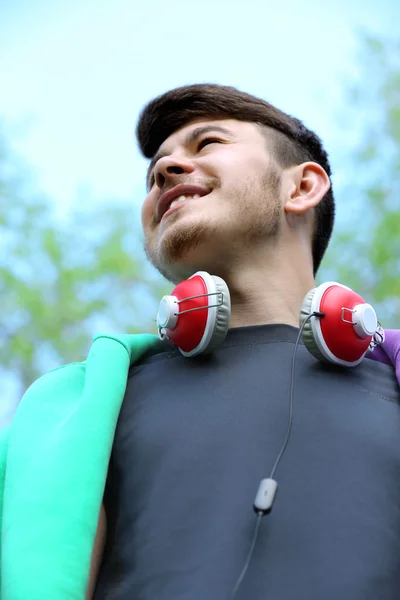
[216,157,259,191]
[141,194,154,230]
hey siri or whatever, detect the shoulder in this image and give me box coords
[357,356,399,403]
[128,343,176,378]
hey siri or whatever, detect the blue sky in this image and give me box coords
[1,0,399,219]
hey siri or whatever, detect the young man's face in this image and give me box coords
[141,118,283,283]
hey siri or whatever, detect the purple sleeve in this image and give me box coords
[367,330,400,384]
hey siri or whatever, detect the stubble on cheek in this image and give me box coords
[238,169,282,241]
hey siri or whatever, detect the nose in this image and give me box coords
[154,155,195,189]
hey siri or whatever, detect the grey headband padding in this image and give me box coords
[204,276,231,353]
[300,288,326,363]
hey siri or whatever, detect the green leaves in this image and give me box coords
[0,124,169,397]
[320,33,400,328]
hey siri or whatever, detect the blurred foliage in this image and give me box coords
[1,33,399,405]
[0,126,168,395]
[320,34,400,327]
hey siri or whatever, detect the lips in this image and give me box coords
[156,184,211,222]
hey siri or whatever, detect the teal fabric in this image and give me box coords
[0,333,163,599]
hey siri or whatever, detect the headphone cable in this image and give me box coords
[229,311,324,599]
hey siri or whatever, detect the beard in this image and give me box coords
[144,217,211,283]
[144,167,282,283]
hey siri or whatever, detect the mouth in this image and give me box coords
[156,184,211,222]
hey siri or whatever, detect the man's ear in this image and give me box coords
[284,162,330,215]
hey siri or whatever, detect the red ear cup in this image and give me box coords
[156,271,231,357]
[300,282,379,366]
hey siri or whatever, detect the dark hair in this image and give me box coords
[136,83,335,274]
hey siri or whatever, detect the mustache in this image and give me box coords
[158,177,219,197]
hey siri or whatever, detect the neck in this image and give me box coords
[220,247,316,329]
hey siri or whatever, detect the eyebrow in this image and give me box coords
[146,125,236,188]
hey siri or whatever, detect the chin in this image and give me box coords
[145,226,222,284]
[160,216,210,257]
[161,247,213,284]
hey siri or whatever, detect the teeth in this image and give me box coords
[169,194,201,209]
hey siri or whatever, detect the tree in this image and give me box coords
[0,123,169,411]
[320,34,400,328]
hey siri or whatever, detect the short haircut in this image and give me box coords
[136,83,335,274]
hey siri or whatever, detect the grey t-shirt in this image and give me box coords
[95,324,400,600]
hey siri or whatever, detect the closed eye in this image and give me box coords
[147,137,223,189]
[197,137,222,151]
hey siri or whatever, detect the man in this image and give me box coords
[1,84,398,600]
[91,84,400,599]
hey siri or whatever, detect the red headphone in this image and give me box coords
[156,271,231,357]
[300,281,384,366]
[156,273,384,365]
